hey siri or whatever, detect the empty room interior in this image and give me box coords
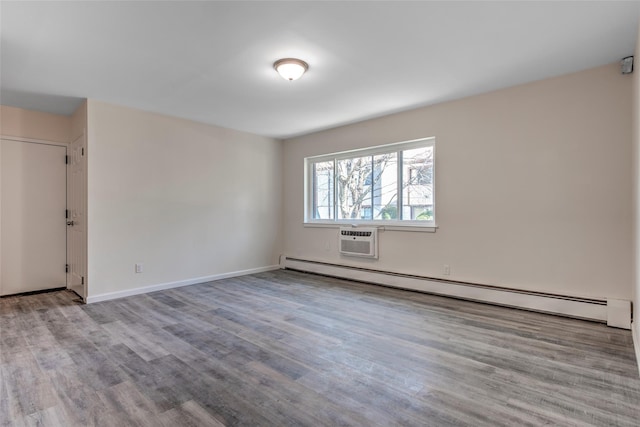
[2,1,640,426]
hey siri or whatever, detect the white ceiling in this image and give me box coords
[1,1,638,139]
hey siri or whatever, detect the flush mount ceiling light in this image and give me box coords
[274,58,308,81]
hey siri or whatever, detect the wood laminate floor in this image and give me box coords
[1,270,639,426]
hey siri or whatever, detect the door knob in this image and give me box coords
[67,221,74,226]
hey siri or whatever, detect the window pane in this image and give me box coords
[372,153,398,220]
[337,156,373,219]
[402,146,434,220]
[312,161,334,219]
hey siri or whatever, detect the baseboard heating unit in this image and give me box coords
[281,257,630,328]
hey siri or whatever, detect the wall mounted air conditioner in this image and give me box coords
[339,227,378,259]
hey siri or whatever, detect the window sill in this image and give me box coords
[303,221,438,233]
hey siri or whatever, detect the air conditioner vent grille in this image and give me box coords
[339,227,378,259]
[340,230,372,237]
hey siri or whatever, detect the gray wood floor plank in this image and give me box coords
[95,380,162,427]
[44,368,108,426]
[101,320,170,362]
[159,400,227,427]
[1,270,639,426]
[1,351,58,417]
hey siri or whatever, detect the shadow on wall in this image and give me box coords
[0,88,84,116]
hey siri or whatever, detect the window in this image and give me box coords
[305,137,435,227]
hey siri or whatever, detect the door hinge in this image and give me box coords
[81,276,85,285]
[65,155,69,164]
[65,209,69,219]
[65,264,69,273]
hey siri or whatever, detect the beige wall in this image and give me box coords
[0,105,70,143]
[86,100,283,298]
[283,63,632,301]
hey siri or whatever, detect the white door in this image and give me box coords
[1,139,67,296]
[67,133,87,301]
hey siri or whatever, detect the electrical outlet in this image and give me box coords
[443,264,450,275]
[135,263,143,273]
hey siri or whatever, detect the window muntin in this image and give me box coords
[306,138,435,226]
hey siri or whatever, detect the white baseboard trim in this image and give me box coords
[283,257,609,322]
[633,321,640,377]
[86,265,280,304]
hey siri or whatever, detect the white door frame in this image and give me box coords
[67,132,87,301]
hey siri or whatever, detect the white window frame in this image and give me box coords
[304,137,437,232]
